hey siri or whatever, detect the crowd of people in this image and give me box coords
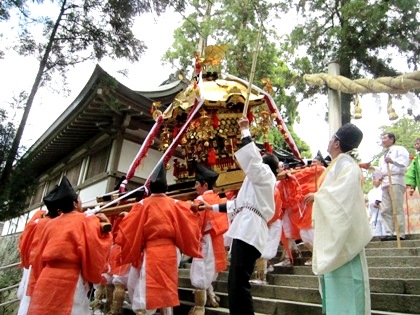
[16,116,419,315]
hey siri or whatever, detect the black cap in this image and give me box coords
[43,176,78,213]
[149,162,167,193]
[313,150,328,167]
[195,163,219,188]
[334,123,363,151]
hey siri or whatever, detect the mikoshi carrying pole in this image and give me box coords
[225,73,304,163]
[95,98,206,213]
[243,20,263,117]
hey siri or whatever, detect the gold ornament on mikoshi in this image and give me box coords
[159,126,172,151]
[251,105,272,140]
[387,94,398,121]
[261,78,273,96]
[353,95,362,119]
[152,101,162,121]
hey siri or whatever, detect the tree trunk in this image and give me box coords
[0,1,67,187]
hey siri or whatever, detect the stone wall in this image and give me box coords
[0,233,21,315]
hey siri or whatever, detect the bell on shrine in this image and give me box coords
[353,95,362,119]
[387,94,398,121]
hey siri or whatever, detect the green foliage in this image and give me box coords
[163,0,308,154]
[0,0,188,215]
[0,108,15,172]
[0,159,37,220]
[0,0,27,21]
[282,0,420,123]
[379,117,420,156]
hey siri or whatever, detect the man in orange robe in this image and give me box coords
[189,163,228,314]
[115,163,203,315]
[27,176,113,315]
[274,169,302,267]
[17,208,48,315]
[294,152,327,265]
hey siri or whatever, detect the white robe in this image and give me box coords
[312,153,372,275]
[225,141,276,254]
[312,153,372,314]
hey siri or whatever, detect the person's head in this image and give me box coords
[149,162,168,194]
[195,163,219,195]
[312,150,328,167]
[372,179,381,188]
[43,176,80,214]
[262,152,280,176]
[381,132,396,148]
[328,123,363,158]
[414,137,420,152]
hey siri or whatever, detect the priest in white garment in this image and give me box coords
[312,123,372,315]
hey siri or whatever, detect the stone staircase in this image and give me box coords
[175,235,420,315]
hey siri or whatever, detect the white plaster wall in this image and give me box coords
[79,179,108,208]
[118,139,181,185]
[1,207,42,236]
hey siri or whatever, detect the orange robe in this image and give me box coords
[196,191,229,272]
[268,188,283,226]
[276,174,302,240]
[294,165,325,230]
[26,216,53,297]
[115,194,202,310]
[28,212,112,315]
[18,209,47,269]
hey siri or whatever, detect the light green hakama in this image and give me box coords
[320,249,370,314]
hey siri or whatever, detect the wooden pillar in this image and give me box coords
[328,62,341,137]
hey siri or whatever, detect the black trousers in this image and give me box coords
[228,238,261,315]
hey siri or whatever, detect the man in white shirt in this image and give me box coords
[376,133,410,241]
[203,116,278,315]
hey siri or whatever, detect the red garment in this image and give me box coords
[18,210,47,268]
[115,194,202,309]
[28,212,112,315]
[26,217,52,297]
[268,188,282,225]
[294,165,325,229]
[196,191,229,272]
[108,215,130,278]
[277,175,302,240]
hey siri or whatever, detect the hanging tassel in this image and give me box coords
[212,111,219,128]
[353,95,362,119]
[172,124,180,138]
[207,148,216,165]
[387,94,398,120]
[264,141,273,153]
[247,110,254,123]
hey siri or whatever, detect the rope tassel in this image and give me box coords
[387,94,398,121]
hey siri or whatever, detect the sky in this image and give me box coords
[1,5,418,164]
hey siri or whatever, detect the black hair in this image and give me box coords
[384,132,396,144]
[59,196,78,213]
[150,181,167,194]
[262,153,280,175]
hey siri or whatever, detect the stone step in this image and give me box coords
[177,286,420,314]
[180,264,420,280]
[178,288,322,315]
[366,256,420,267]
[267,274,420,295]
[367,239,420,249]
[178,235,420,314]
[365,247,419,257]
[368,267,420,279]
[269,255,420,268]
